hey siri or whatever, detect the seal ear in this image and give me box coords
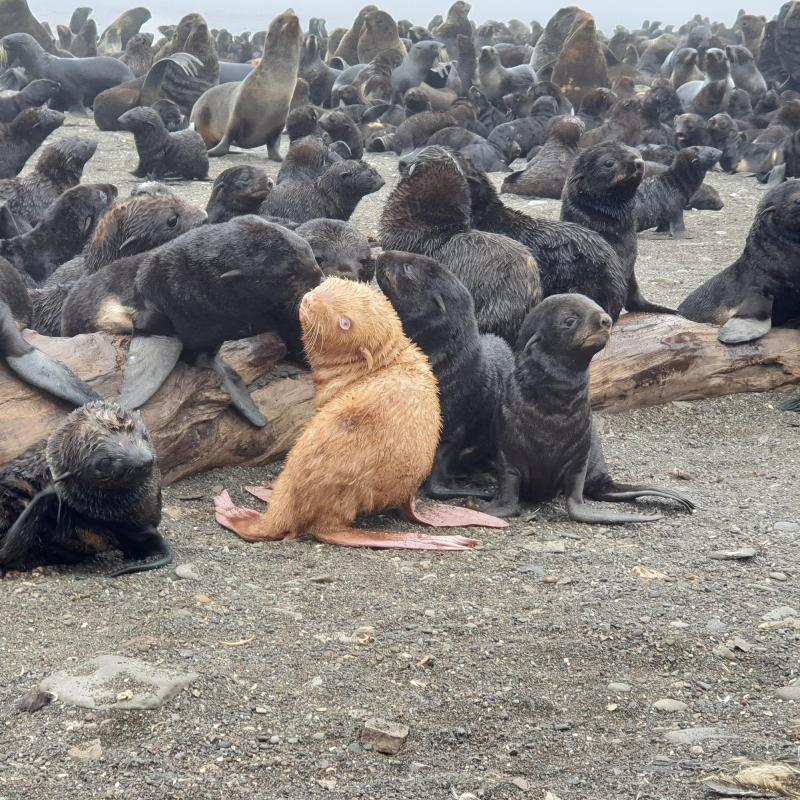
[523,332,542,350]
[81,215,94,235]
[359,346,374,370]
[433,293,446,313]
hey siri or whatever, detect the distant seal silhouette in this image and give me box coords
[0,32,134,112]
[214,276,503,549]
[479,294,695,522]
[0,107,65,179]
[333,5,378,65]
[69,18,97,57]
[0,401,171,577]
[477,45,535,103]
[120,31,155,77]
[206,166,274,224]
[531,6,580,74]
[0,0,57,53]
[295,218,374,281]
[377,249,513,499]
[192,10,301,160]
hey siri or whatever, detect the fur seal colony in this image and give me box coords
[1,2,800,572]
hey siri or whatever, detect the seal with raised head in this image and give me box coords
[377,250,513,499]
[206,166,274,224]
[0,77,59,122]
[0,107,65,180]
[192,10,301,160]
[357,9,406,64]
[214,276,506,549]
[97,6,150,53]
[550,10,609,107]
[561,141,673,314]
[333,5,378,65]
[119,31,154,77]
[296,218,374,282]
[0,0,56,53]
[480,294,695,522]
[0,401,171,577]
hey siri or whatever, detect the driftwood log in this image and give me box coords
[1,313,799,482]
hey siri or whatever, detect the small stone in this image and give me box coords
[706,618,727,634]
[361,718,409,755]
[174,563,200,580]
[774,521,799,534]
[556,577,572,586]
[525,540,566,554]
[511,777,530,790]
[309,574,335,584]
[777,682,800,701]
[664,727,737,745]
[709,547,757,560]
[608,682,632,693]
[68,739,102,761]
[312,732,325,741]
[544,794,562,800]
[553,721,571,731]
[731,637,752,652]
[712,644,737,661]
[652,698,688,713]
[518,564,545,577]
[542,576,559,584]
[769,572,788,582]
[670,621,689,629]
[254,706,267,714]
[690,746,704,755]
[269,735,280,745]
[347,742,364,755]
[317,779,337,790]
[762,606,798,622]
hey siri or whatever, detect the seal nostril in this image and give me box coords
[600,314,612,329]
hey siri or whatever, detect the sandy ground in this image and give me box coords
[0,117,798,800]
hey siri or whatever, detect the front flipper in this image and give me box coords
[625,276,677,315]
[194,353,267,428]
[110,525,173,577]
[119,335,183,409]
[207,133,231,157]
[312,528,479,550]
[214,489,284,542]
[477,460,522,518]
[0,485,59,570]
[766,162,786,187]
[245,485,274,503]
[401,498,507,529]
[718,288,773,345]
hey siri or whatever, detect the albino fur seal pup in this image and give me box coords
[192,10,302,160]
[0,78,59,122]
[0,401,170,577]
[377,250,513,499]
[206,166,274,224]
[0,107,65,179]
[118,106,209,180]
[214,276,506,549]
[678,179,800,355]
[480,294,695,522]
[295,218,374,281]
[0,136,97,228]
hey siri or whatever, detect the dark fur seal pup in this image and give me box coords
[295,218,373,282]
[708,112,745,171]
[0,107,65,180]
[0,32,134,112]
[376,250,513,499]
[489,95,559,156]
[678,179,800,352]
[502,115,583,198]
[579,95,641,147]
[318,109,364,159]
[119,31,154,78]
[391,40,443,100]
[480,294,694,522]
[460,157,627,321]
[379,146,540,344]
[0,136,97,228]
[0,78,60,122]
[576,86,617,130]
[194,10,301,160]
[118,107,209,181]
[151,98,183,132]
[635,146,722,235]
[550,11,609,107]
[0,402,171,577]
[562,142,673,314]
[276,136,345,184]
[391,109,461,155]
[206,166,274,224]
[675,112,711,147]
[0,184,116,282]
[259,160,384,224]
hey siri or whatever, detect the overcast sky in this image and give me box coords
[34,1,780,41]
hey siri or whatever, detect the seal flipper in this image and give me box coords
[566,466,662,524]
[214,489,286,542]
[311,529,479,550]
[1,301,101,406]
[207,133,231,157]
[109,525,173,577]
[119,335,183,409]
[0,202,22,238]
[0,485,59,570]
[400,498,507,529]
[193,353,267,427]
[625,276,677,314]
[766,163,786,187]
[718,287,773,344]
[587,483,695,512]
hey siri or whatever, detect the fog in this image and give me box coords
[31,0,781,41]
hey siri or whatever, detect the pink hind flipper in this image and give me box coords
[245,486,274,503]
[401,499,509,529]
[312,528,480,550]
[214,490,283,542]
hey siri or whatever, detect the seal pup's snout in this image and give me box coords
[598,312,612,331]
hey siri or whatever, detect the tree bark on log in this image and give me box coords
[1,314,799,482]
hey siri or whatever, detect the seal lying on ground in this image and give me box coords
[377,250,513,499]
[0,401,171,577]
[214,276,506,549]
[478,294,695,522]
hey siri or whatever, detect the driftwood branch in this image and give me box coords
[1,314,799,481]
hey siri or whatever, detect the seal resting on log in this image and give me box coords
[214,276,507,549]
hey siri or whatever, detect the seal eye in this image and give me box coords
[339,316,351,331]
[94,457,115,476]
[562,316,577,328]
[166,213,178,228]
[603,159,616,169]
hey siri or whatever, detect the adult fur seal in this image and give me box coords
[206,166,274,223]
[0,136,97,227]
[477,45,535,102]
[531,6,580,74]
[379,146,540,344]
[550,10,609,107]
[295,218,374,281]
[118,106,209,181]
[0,401,170,577]
[0,107,65,179]
[0,78,59,122]
[192,10,301,160]
[0,32,134,112]
[561,141,673,314]
[0,0,57,53]
[333,5,378,65]
[357,9,406,64]
[377,250,513,499]
[678,179,800,352]
[478,294,694,522]
[214,276,504,549]
[120,32,155,77]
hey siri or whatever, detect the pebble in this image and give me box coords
[309,574,335,584]
[518,564,546,577]
[712,644,737,661]
[68,739,103,761]
[511,777,530,790]
[762,606,798,622]
[664,727,736,745]
[709,547,757,560]
[769,572,788,582]
[269,736,280,745]
[553,721,571,731]
[731,637,752,652]
[525,541,566,554]
[652,699,688,713]
[347,742,364,755]
[706,618,727,634]
[773,522,799,534]
[174,563,200,580]
[361,718,409,755]
[608,682,632,693]
[777,681,800,701]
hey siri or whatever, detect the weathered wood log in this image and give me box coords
[1,314,799,481]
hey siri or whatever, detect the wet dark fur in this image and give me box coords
[0,78,60,123]
[0,401,169,576]
[318,109,364,159]
[295,218,374,281]
[276,136,345,184]
[206,166,274,224]
[0,108,65,180]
